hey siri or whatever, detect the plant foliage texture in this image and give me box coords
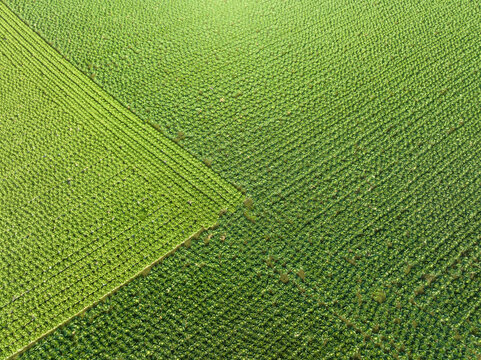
[2,0,481,358]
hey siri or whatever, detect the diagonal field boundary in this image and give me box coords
[0,2,243,358]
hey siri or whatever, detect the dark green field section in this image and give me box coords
[3,0,481,359]
[0,3,242,358]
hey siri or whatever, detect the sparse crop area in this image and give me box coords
[1,0,481,359]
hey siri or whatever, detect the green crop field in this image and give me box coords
[1,0,481,358]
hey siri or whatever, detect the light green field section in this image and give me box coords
[0,3,242,358]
